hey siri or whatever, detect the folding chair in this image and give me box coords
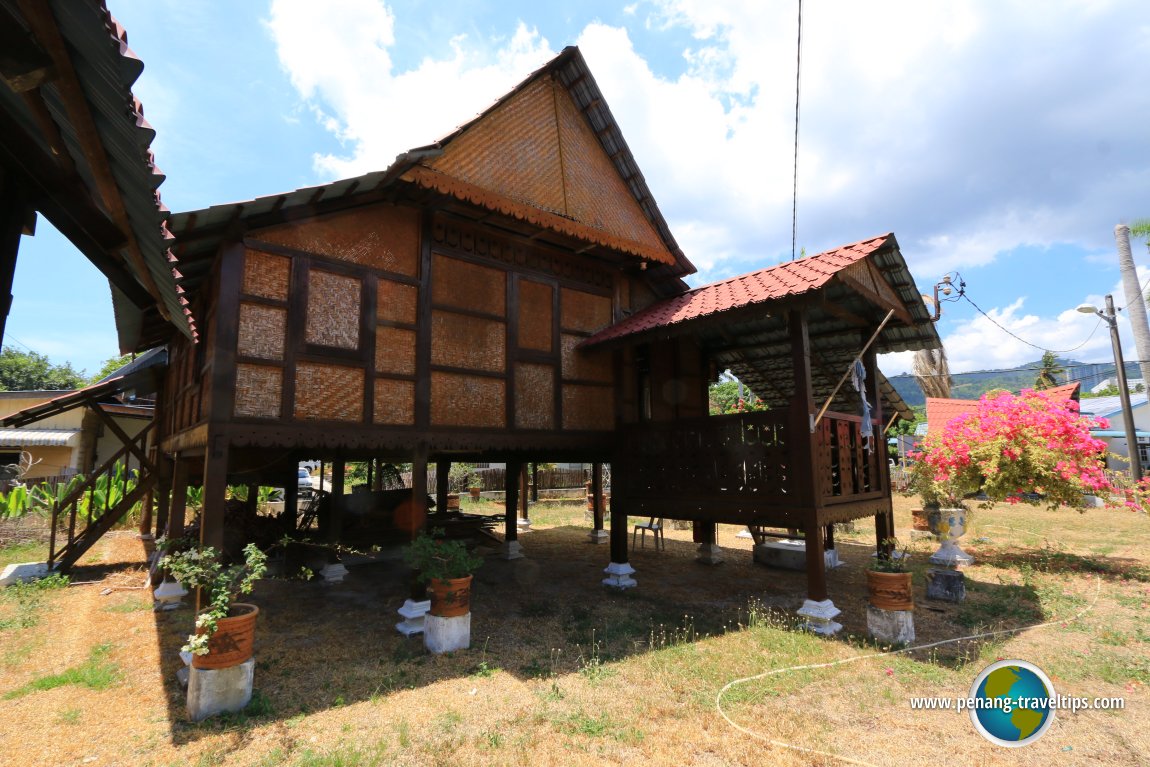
[632,516,665,551]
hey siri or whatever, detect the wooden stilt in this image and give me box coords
[503,459,522,558]
[435,460,450,516]
[200,441,228,554]
[167,456,189,540]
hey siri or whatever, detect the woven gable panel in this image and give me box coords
[307,270,361,349]
[237,303,286,361]
[518,279,553,352]
[375,326,416,375]
[560,288,612,334]
[561,333,611,383]
[552,79,666,254]
[234,364,282,419]
[242,250,291,300]
[431,372,505,428]
[515,363,554,430]
[426,77,566,215]
[294,363,364,422]
[431,311,506,373]
[377,279,417,325]
[257,205,419,276]
[431,254,505,316]
[374,379,415,425]
[562,384,614,431]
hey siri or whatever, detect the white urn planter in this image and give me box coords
[928,506,973,566]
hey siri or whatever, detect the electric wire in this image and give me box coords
[790,0,803,261]
[959,292,1103,355]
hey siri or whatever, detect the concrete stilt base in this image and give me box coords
[516,517,532,532]
[500,540,524,560]
[153,578,188,611]
[866,606,915,644]
[186,658,255,722]
[754,540,842,571]
[797,598,843,636]
[396,598,431,636]
[926,568,967,602]
[0,562,49,588]
[320,563,349,583]
[602,561,637,589]
[696,543,724,565]
[587,529,609,544]
[736,527,754,539]
[424,612,471,653]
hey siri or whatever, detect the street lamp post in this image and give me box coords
[1078,295,1143,481]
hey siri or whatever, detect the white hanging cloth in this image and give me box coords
[851,359,875,452]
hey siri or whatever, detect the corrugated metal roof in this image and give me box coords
[0,428,81,447]
[1092,429,1150,438]
[1078,393,1150,418]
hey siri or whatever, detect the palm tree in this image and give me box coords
[1035,351,1064,390]
[913,347,952,399]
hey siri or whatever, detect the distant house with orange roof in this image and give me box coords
[924,382,1082,438]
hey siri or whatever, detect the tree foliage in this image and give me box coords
[1034,350,1065,390]
[0,347,86,391]
[89,354,133,383]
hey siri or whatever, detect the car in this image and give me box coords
[298,468,317,496]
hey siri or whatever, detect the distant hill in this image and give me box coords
[886,357,1139,407]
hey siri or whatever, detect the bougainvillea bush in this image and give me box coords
[911,390,1111,510]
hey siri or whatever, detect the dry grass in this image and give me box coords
[0,496,1147,766]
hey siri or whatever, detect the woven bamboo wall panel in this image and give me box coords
[518,279,553,352]
[562,384,614,431]
[234,364,283,419]
[377,278,417,324]
[431,254,505,317]
[306,270,361,349]
[561,333,612,383]
[552,78,667,254]
[242,250,291,300]
[430,372,506,428]
[424,77,566,215]
[258,205,419,276]
[515,363,554,430]
[375,326,416,375]
[373,379,415,425]
[560,287,612,333]
[237,303,286,361]
[294,363,365,422]
[430,311,506,373]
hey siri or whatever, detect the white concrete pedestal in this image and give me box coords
[602,561,637,589]
[0,562,48,588]
[754,540,842,570]
[186,658,255,722]
[736,527,754,539]
[696,543,724,565]
[929,541,973,567]
[320,562,349,583]
[866,606,915,644]
[424,612,471,653]
[396,598,431,636]
[500,540,524,560]
[153,578,188,611]
[797,598,843,636]
[516,517,532,532]
[587,529,609,544]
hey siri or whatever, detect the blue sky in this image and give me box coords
[9,0,1150,380]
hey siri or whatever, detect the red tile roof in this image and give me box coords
[584,234,891,346]
[926,382,1081,436]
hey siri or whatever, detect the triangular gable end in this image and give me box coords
[401,67,675,267]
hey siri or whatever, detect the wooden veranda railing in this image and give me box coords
[48,421,158,571]
[616,409,886,525]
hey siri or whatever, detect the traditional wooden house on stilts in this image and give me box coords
[13,40,942,631]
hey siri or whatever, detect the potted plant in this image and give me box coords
[867,538,913,611]
[159,542,268,669]
[404,530,483,617]
[467,472,482,502]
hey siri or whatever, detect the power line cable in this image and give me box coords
[959,292,1103,354]
[790,0,802,261]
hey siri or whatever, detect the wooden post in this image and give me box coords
[436,459,450,515]
[531,462,539,502]
[790,309,828,603]
[167,456,189,540]
[519,464,529,523]
[591,462,605,532]
[328,456,345,546]
[864,347,896,543]
[283,467,299,533]
[200,439,228,554]
[502,459,523,558]
[153,456,172,541]
[410,444,428,538]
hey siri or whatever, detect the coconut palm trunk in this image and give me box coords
[913,347,952,400]
[1116,224,1150,388]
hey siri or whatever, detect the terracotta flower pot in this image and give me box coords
[191,603,259,670]
[469,487,481,501]
[446,493,460,511]
[910,508,931,532]
[866,571,913,611]
[429,575,472,617]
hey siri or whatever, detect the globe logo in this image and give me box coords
[969,660,1056,747]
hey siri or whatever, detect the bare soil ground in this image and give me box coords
[0,497,1147,767]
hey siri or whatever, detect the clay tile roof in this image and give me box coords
[584,234,891,346]
[925,397,980,437]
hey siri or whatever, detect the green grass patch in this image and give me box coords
[557,710,644,743]
[102,597,151,614]
[0,542,46,568]
[0,573,69,630]
[3,642,120,699]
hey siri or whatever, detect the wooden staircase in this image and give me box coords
[49,421,157,571]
